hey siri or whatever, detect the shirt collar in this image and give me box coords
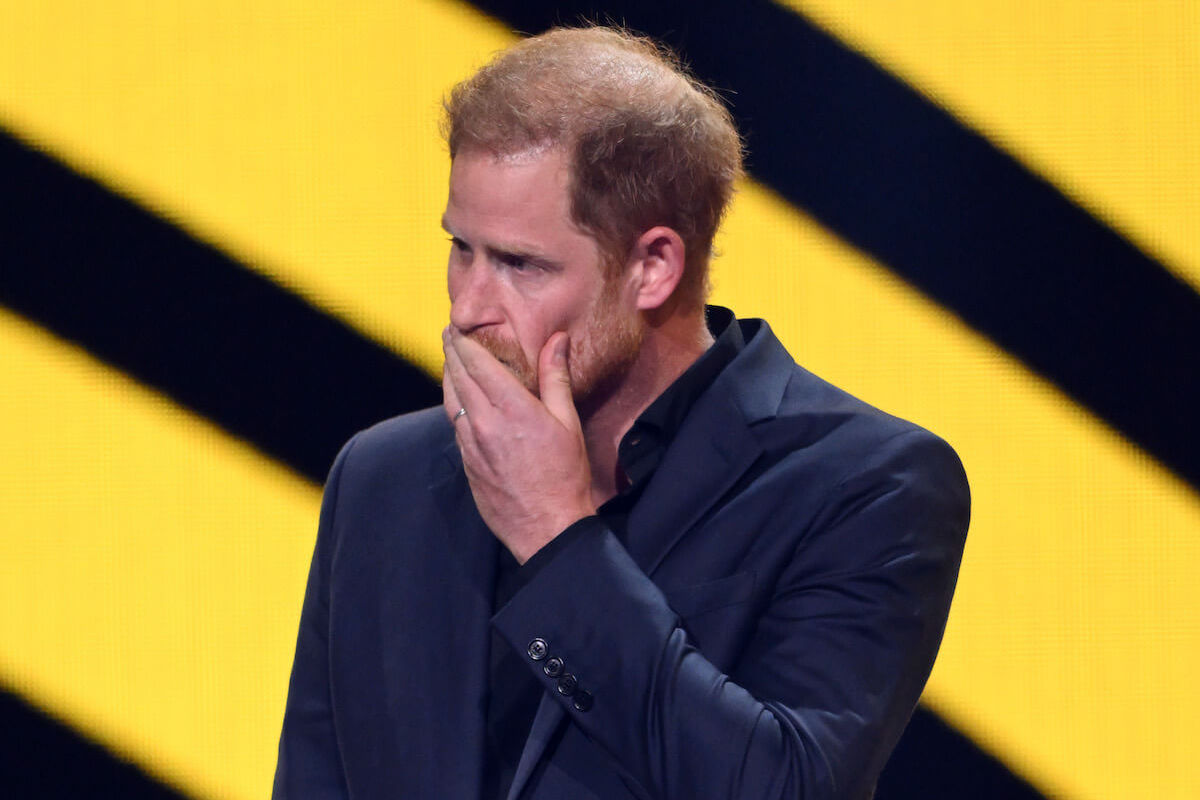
[616,306,743,488]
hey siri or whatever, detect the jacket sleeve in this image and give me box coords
[272,435,359,800]
[491,428,969,799]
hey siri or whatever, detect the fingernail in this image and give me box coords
[555,335,569,365]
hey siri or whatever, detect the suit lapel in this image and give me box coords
[506,693,567,800]
[627,319,793,575]
[429,442,569,800]
[625,394,763,575]
[431,440,573,800]
[421,441,498,796]
[431,439,498,597]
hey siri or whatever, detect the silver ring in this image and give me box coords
[453,407,468,421]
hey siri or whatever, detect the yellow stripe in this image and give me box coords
[0,308,321,799]
[2,3,1199,799]
[776,0,1200,295]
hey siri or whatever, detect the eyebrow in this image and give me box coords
[440,216,563,271]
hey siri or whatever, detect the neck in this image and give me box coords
[580,307,713,505]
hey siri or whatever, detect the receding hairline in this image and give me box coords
[443,27,709,155]
[442,25,744,307]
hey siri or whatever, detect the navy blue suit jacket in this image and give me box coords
[274,316,969,799]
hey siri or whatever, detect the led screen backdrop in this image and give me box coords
[1,1,1197,798]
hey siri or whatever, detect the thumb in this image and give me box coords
[538,332,579,428]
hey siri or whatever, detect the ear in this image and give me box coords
[628,226,686,312]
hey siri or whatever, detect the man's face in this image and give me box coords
[443,147,642,405]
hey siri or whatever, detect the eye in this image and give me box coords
[497,252,532,271]
[447,237,473,265]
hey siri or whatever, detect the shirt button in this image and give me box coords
[556,673,578,697]
[543,656,564,678]
[573,690,593,712]
[527,638,548,661]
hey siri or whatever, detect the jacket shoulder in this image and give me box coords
[326,406,453,489]
[739,319,958,459]
[770,362,969,522]
[732,322,967,514]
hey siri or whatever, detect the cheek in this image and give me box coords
[512,278,608,361]
[532,295,589,338]
[505,306,553,360]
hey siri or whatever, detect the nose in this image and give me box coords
[448,257,500,334]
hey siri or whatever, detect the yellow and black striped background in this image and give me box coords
[2,1,1197,798]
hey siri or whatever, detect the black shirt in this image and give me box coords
[482,307,745,798]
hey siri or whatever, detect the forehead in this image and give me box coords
[444,147,599,256]
[446,146,568,215]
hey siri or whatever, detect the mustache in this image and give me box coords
[467,329,536,389]
[469,330,527,366]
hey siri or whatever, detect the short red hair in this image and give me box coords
[442,27,744,310]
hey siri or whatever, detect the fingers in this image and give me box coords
[442,352,463,424]
[444,326,580,437]
[442,327,494,422]
[445,327,531,406]
[538,332,580,432]
[442,329,486,452]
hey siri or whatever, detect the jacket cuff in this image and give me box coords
[491,523,677,719]
[510,515,605,593]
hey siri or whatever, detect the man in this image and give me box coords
[274,26,968,800]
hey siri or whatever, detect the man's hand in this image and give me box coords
[442,327,597,563]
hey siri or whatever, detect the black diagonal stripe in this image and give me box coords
[0,688,192,799]
[468,0,1200,493]
[876,707,1045,800]
[1,126,441,485]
